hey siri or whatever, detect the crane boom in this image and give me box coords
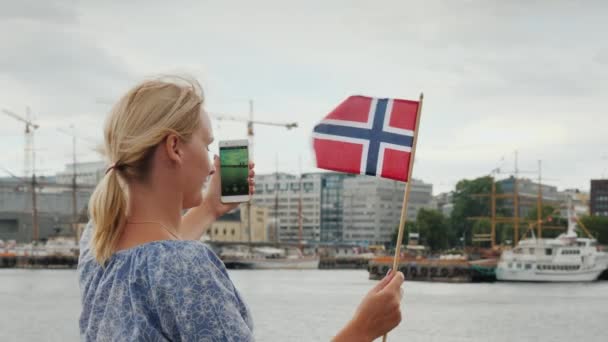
[210,112,297,129]
[1,108,39,129]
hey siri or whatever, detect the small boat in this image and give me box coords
[221,246,319,270]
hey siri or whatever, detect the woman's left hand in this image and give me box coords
[203,155,255,219]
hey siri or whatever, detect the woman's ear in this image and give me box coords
[164,134,182,164]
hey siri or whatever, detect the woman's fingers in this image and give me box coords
[381,271,404,295]
[371,269,395,293]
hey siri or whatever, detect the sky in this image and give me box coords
[1,0,607,194]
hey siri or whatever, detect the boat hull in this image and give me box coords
[496,266,604,282]
[224,257,320,270]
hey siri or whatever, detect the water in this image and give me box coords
[1,269,607,342]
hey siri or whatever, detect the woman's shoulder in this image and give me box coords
[135,240,243,311]
[78,219,223,273]
[130,239,225,274]
[135,240,232,288]
[79,235,227,286]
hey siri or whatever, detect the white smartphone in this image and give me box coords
[219,139,251,203]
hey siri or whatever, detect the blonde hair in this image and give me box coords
[89,76,204,265]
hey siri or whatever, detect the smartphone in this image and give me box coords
[219,139,250,203]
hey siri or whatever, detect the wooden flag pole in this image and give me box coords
[382,92,424,342]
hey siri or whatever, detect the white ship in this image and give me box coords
[221,246,320,270]
[496,206,608,282]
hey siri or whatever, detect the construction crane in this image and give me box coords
[212,112,298,130]
[2,107,39,178]
[1,107,40,241]
[211,100,298,156]
[211,100,298,243]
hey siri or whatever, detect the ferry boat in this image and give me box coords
[496,206,608,282]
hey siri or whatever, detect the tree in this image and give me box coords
[391,221,416,247]
[449,176,506,247]
[524,205,566,239]
[579,215,608,244]
[416,208,449,251]
[526,205,556,222]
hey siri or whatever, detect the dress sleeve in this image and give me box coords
[148,243,254,342]
[77,220,96,268]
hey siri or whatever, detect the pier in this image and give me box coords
[0,254,78,268]
[368,257,498,283]
[318,256,370,269]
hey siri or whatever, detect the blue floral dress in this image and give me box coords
[78,222,254,341]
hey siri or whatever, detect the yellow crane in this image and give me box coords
[211,100,298,243]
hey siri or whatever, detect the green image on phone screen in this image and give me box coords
[220,146,249,196]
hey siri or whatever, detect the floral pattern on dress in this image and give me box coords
[78,222,254,341]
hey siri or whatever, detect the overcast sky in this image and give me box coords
[1,0,607,194]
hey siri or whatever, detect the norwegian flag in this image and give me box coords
[313,95,420,182]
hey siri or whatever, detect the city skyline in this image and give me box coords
[1,158,597,197]
[0,159,595,244]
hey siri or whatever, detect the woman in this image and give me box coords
[78,77,404,341]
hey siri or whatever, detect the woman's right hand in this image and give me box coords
[333,270,405,342]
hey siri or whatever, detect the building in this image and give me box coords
[252,173,322,242]
[342,177,401,244]
[253,172,354,243]
[407,179,434,221]
[319,173,354,242]
[0,161,101,243]
[253,171,433,244]
[56,161,106,185]
[557,188,589,217]
[203,204,269,242]
[342,177,433,244]
[590,180,608,216]
[434,192,454,217]
[0,187,91,242]
[497,177,560,218]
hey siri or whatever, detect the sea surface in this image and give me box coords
[1,269,607,341]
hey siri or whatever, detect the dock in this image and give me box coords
[0,254,78,268]
[368,257,498,283]
[318,256,370,269]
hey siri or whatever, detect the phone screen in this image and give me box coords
[220,145,249,196]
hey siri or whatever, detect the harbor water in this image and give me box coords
[1,269,607,341]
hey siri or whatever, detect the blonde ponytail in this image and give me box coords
[89,76,203,265]
[89,169,127,264]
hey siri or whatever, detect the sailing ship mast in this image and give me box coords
[298,156,303,250]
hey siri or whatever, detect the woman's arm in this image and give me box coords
[333,319,373,342]
[181,156,255,240]
[180,200,220,240]
[333,271,404,342]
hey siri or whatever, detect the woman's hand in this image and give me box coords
[333,271,404,342]
[180,156,255,240]
[203,156,255,218]
[202,155,255,218]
